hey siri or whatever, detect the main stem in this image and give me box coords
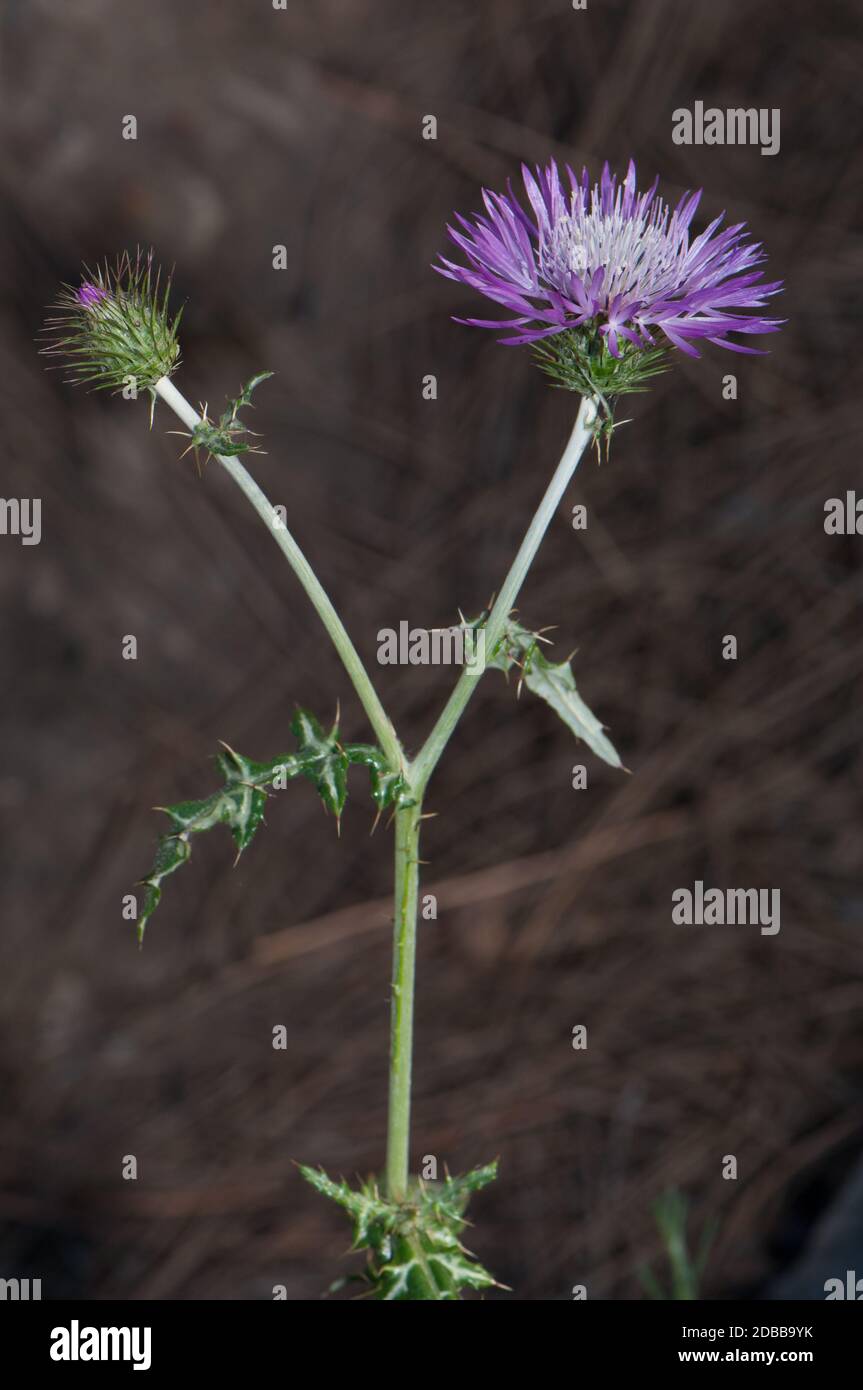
[386,799,423,1199]
[154,376,403,774]
[385,395,597,1199]
[412,393,597,797]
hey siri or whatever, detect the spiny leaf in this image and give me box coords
[341,743,411,811]
[180,372,274,464]
[298,1167,392,1250]
[482,617,623,769]
[291,710,349,819]
[233,372,273,412]
[299,1161,501,1300]
[134,711,410,944]
[375,1235,495,1301]
[430,1160,498,1217]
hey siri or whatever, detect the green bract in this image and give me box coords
[532,325,671,448]
[42,249,182,395]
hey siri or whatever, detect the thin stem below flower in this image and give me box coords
[412,393,597,797]
[154,376,403,774]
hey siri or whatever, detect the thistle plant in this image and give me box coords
[42,161,781,1300]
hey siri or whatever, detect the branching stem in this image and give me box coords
[156,375,597,1215]
[411,393,597,797]
[154,376,403,775]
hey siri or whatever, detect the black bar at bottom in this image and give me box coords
[0,1298,857,1375]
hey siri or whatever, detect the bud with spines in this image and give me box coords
[41,248,182,401]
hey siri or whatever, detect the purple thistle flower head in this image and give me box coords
[76,281,109,309]
[435,159,783,406]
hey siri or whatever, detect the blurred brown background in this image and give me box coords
[0,0,861,1300]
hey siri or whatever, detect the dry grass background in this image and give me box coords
[0,0,861,1298]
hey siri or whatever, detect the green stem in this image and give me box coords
[154,376,403,774]
[412,393,597,797]
[385,799,423,1199]
[384,395,596,1202]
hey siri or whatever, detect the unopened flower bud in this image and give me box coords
[42,249,182,397]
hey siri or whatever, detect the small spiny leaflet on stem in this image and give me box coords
[168,372,274,468]
[465,612,625,769]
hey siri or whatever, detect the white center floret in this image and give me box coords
[540,190,693,311]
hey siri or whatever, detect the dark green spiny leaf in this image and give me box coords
[183,372,274,464]
[134,710,407,943]
[342,743,413,810]
[299,1161,501,1301]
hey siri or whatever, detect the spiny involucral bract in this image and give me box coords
[42,248,182,397]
